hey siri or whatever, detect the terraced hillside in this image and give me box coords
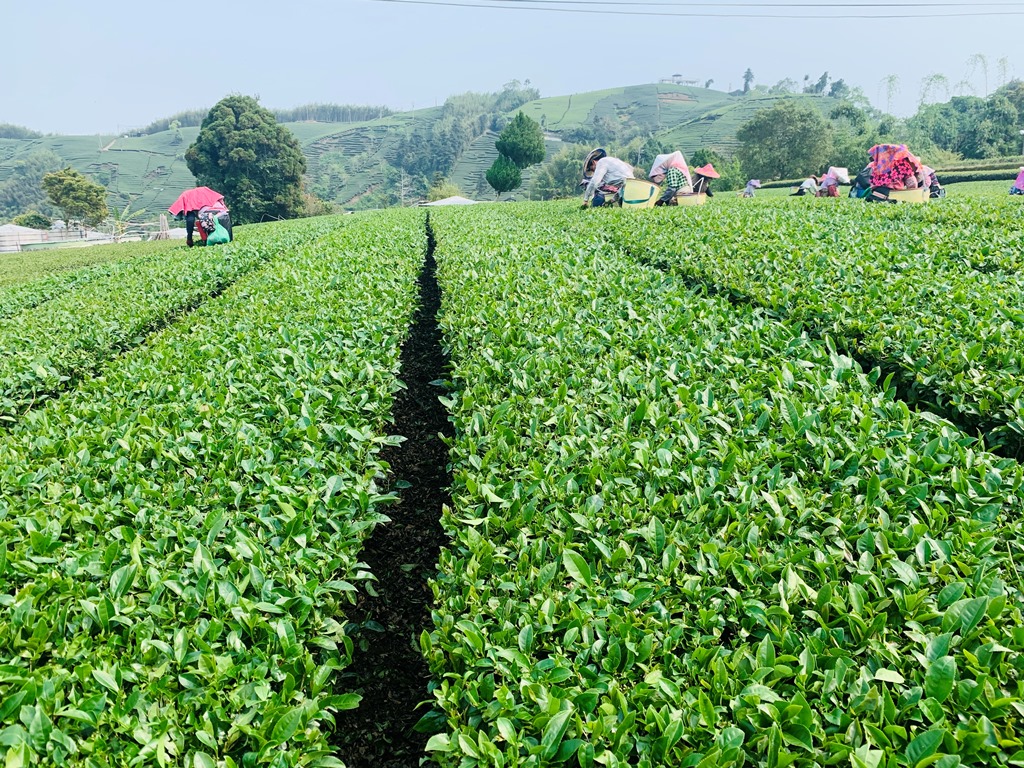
[1,84,840,214]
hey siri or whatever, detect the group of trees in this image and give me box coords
[0,150,63,221]
[5,64,1024,224]
[729,78,1024,182]
[0,124,43,140]
[737,70,851,101]
[0,150,109,231]
[3,95,314,230]
[392,81,540,199]
[907,80,1024,158]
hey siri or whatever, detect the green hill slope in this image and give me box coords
[1,84,840,215]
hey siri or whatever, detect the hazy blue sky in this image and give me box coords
[3,0,1020,134]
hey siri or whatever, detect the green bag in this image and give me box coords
[207,216,230,245]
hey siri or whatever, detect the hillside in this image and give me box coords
[0,84,840,214]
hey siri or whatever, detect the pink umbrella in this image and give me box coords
[168,187,226,216]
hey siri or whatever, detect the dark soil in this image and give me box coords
[333,218,452,767]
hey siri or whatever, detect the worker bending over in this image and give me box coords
[581,148,634,207]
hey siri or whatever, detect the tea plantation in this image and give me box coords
[0,196,1021,767]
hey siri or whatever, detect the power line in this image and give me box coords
[468,0,1024,5]
[370,0,1024,17]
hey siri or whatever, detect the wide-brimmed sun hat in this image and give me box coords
[693,164,720,178]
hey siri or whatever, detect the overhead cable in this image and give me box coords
[370,0,1024,18]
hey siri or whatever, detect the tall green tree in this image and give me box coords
[494,112,546,170]
[805,72,830,95]
[736,100,834,180]
[41,167,108,227]
[743,69,755,93]
[485,154,522,198]
[185,95,306,224]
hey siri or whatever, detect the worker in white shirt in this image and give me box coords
[581,147,635,207]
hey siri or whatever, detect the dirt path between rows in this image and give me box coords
[334,218,453,767]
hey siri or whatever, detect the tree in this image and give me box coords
[828,79,850,100]
[530,145,590,200]
[301,190,335,217]
[427,178,465,202]
[41,167,108,227]
[704,79,714,90]
[967,53,989,96]
[997,57,1011,89]
[769,78,799,94]
[743,69,755,94]
[828,103,882,172]
[805,72,830,95]
[494,112,546,170]
[919,73,950,106]
[0,149,63,221]
[880,74,901,114]
[185,95,306,224]
[688,148,744,193]
[12,211,51,230]
[493,80,540,113]
[906,96,986,157]
[485,154,522,198]
[736,100,833,180]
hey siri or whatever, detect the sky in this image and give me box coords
[1,0,1020,135]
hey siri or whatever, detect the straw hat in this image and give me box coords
[693,164,720,178]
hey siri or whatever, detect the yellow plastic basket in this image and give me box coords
[620,178,660,208]
[887,188,929,203]
[674,192,707,206]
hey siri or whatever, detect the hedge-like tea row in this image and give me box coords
[598,200,1024,454]
[0,240,185,320]
[0,210,424,766]
[0,238,185,285]
[424,203,1023,768]
[0,225,319,426]
[927,169,1018,185]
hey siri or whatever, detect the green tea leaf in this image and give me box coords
[874,669,905,684]
[562,550,592,587]
[541,709,573,760]
[925,657,956,703]
[271,706,304,745]
[906,730,945,767]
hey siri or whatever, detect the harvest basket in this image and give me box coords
[887,188,929,203]
[620,178,660,208]
[674,192,708,206]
